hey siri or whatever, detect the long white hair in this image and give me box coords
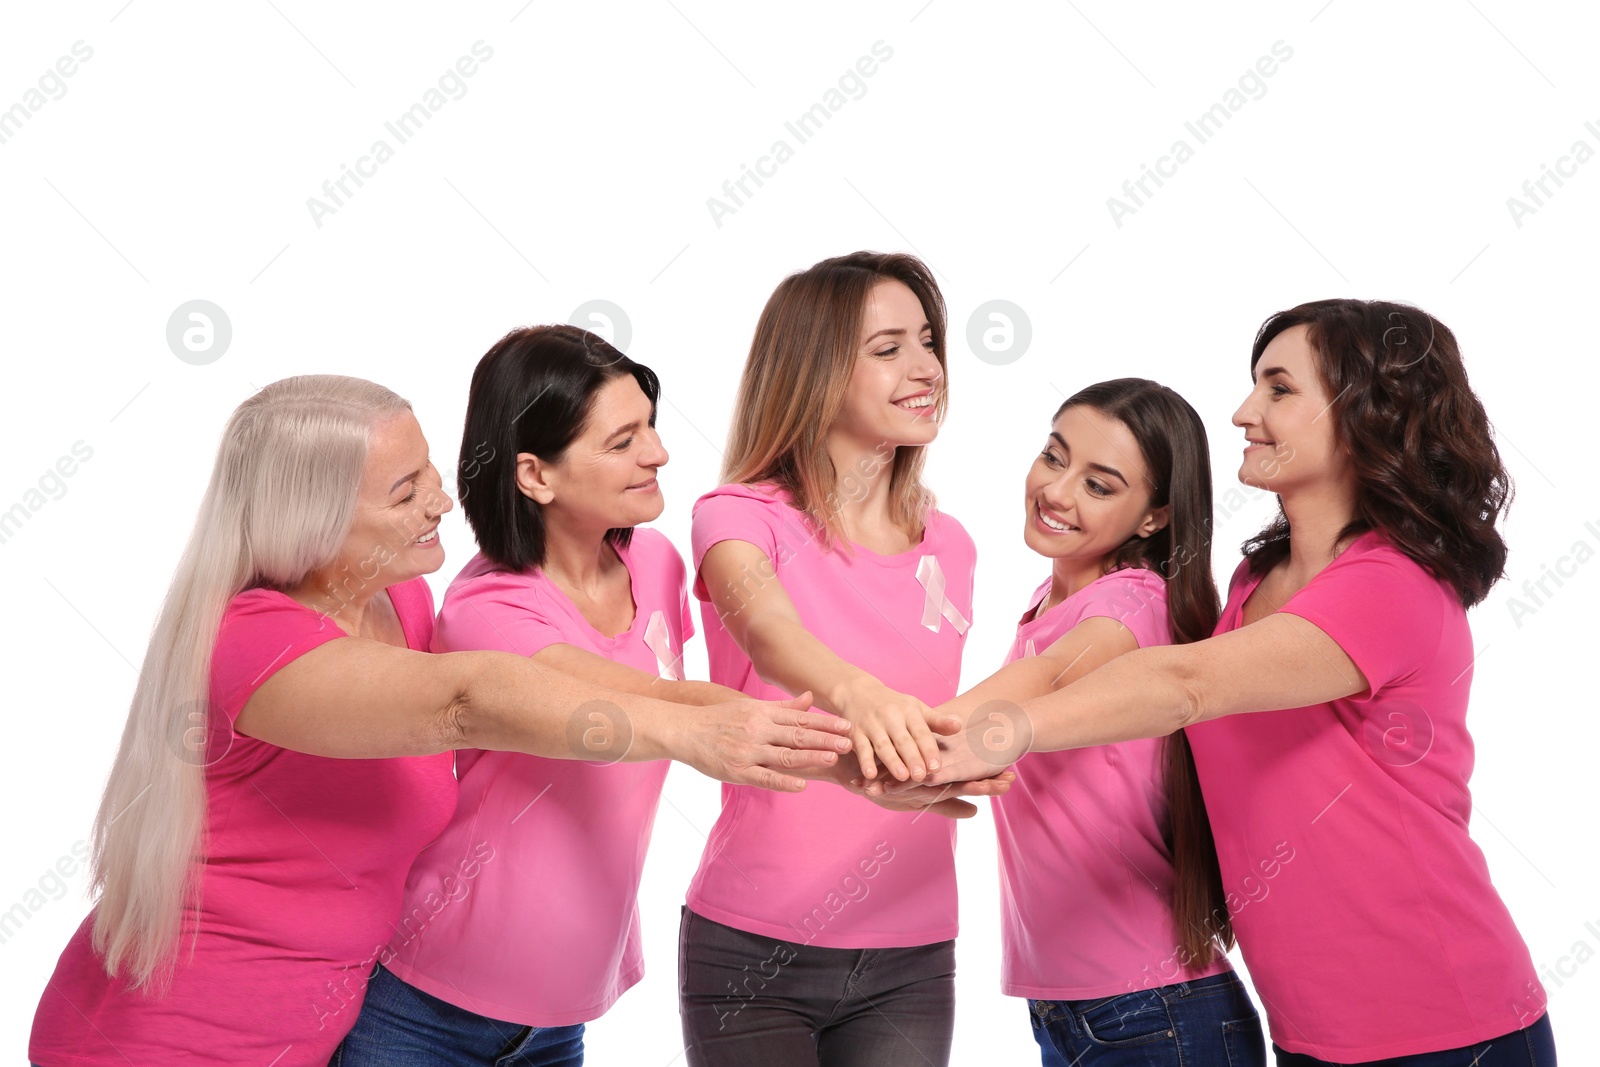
[90,374,412,990]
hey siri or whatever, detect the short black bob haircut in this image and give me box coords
[457,323,660,571]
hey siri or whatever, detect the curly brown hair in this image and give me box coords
[1243,299,1513,607]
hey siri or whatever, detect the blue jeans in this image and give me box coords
[329,963,585,1067]
[1271,1011,1556,1066]
[1029,971,1265,1067]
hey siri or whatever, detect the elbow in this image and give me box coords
[431,648,548,754]
[433,693,471,751]
[1162,647,1208,733]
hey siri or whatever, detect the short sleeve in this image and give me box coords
[386,576,437,651]
[210,589,346,724]
[634,527,695,644]
[678,564,696,643]
[1278,540,1448,699]
[1223,557,1256,604]
[1073,569,1170,649]
[433,574,568,658]
[689,489,790,602]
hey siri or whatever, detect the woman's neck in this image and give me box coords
[1043,552,1115,616]
[284,568,383,636]
[824,435,902,545]
[1280,481,1360,583]
[539,516,617,594]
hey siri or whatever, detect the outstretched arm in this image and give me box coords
[236,639,853,792]
[701,538,957,782]
[933,615,1138,732]
[902,613,1367,789]
[532,643,746,706]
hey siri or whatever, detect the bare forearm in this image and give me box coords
[447,650,683,763]
[937,656,1065,727]
[1020,611,1373,752]
[935,616,1140,738]
[1020,644,1195,752]
[672,679,750,706]
[742,612,872,713]
[533,643,743,707]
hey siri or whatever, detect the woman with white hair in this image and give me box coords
[27,374,853,1067]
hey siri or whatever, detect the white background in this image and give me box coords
[2,1,1596,1062]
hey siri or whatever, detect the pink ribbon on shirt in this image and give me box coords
[643,610,684,681]
[915,555,970,636]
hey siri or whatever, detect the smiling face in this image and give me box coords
[517,372,667,535]
[331,409,453,590]
[1023,404,1168,572]
[829,278,944,452]
[1232,323,1349,497]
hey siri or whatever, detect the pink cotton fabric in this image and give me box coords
[686,482,975,948]
[1187,533,1546,1060]
[30,578,457,1067]
[383,529,692,1025]
[994,567,1232,999]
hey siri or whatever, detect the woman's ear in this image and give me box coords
[516,452,556,505]
[1138,503,1170,538]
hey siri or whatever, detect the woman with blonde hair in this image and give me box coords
[677,251,977,1067]
[27,374,853,1067]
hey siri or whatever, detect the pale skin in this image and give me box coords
[888,402,1172,770]
[235,408,855,793]
[700,277,1010,817]
[513,373,746,708]
[871,323,1374,793]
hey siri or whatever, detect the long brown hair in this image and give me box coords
[722,251,948,546]
[1055,378,1231,964]
[1243,299,1512,607]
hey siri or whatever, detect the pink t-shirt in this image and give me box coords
[686,482,975,948]
[383,529,692,1026]
[30,579,457,1067]
[994,567,1232,999]
[1187,533,1545,1061]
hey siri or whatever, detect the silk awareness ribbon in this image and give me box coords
[915,555,970,636]
[643,609,684,681]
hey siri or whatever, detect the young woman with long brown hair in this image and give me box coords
[677,250,977,1067]
[946,379,1264,1065]
[900,300,1555,1065]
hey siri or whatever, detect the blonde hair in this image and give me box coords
[90,374,411,990]
[722,251,947,546]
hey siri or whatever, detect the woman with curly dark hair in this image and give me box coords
[905,299,1555,1065]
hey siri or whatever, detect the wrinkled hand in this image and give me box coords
[835,677,963,783]
[679,693,853,792]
